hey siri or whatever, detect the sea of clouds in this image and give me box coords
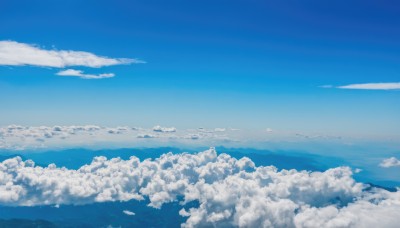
[0,148,399,227]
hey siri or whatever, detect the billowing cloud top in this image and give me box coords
[0,148,399,227]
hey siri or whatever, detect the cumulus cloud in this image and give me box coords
[337,82,400,90]
[0,148,398,227]
[56,69,115,79]
[380,157,400,168]
[0,40,140,68]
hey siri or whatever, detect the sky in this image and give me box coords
[1,0,400,139]
[1,1,400,227]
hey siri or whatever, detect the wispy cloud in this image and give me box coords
[56,69,115,79]
[319,85,334,88]
[122,210,135,216]
[0,40,144,79]
[0,40,141,68]
[322,82,400,90]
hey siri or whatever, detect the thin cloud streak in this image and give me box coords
[337,82,400,90]
[56,69,115,79]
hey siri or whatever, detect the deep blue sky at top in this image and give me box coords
[0,0,399,138]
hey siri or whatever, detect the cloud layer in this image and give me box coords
[0,125,360,151]
[0,148,399,227]
[0,125,240,150]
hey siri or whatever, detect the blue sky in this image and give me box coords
[0,0,399,138]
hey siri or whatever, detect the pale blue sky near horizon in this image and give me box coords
[1,0,399,139]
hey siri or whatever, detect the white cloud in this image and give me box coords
[56,69,115,79]
[337,82,400,90]
[0,40,141,68]
[0,40,145,80]
[0,148,399,227]
[380,157,400,168]
[123,210,135,216]
[0,125,236,150]
[152,125,176,133]
[294,190,400,228]
[0,125,362,150]
[354,168,363,173]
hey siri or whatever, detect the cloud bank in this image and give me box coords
[0,148,399,227]
[0,125,242,150]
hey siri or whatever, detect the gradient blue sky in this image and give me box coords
[1,0,399,138]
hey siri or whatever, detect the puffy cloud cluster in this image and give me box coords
[380,157,400,168]
[0,148,398,227]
